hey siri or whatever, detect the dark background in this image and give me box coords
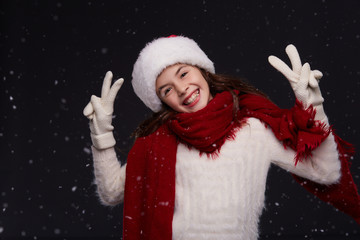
[1,0,360,239]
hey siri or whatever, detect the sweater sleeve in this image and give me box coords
[92,146,126,206]
[267,124,341,185]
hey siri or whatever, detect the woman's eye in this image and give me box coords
[163,87,172,96]
[180,72,188,78]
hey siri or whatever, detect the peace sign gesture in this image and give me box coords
[83,71,124,149]
[268,44,324,108]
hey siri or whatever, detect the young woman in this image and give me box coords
[83,35,360,240]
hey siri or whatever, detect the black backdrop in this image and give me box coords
[1,0,360,239]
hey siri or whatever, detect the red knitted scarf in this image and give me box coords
[123,91,359,240]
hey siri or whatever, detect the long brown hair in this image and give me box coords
[132,67,268,139]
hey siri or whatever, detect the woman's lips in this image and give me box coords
[183,89,200,106]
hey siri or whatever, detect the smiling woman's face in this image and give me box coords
[155,64,213,113]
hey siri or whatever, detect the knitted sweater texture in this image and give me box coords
[92,117,340,240]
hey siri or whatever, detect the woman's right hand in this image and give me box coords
[83,71,124,149]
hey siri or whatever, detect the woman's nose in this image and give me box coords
[174,82,188,97]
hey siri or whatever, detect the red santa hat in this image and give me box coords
[131,35,215,112]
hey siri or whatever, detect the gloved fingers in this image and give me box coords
[90,115,100,133]
[83,101,94,117]
[285,44,302,75]
[87,113,94,120]
[268,55,299,83]
[107,78,124,104]
[90,95,104,113]
[298,63,311,93]
[90,113,114,134]
[83,101,94,120]
[313,69,323,80]
[309,71,320,88]
[101,71,113,98]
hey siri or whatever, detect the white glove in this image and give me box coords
[268,44,327,123]
[83,71,124,149]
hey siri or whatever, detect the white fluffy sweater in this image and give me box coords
[92,118,341,240]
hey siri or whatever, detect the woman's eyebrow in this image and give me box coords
[157,83,169,96]
[175,65,186,76]
[158,84,167,91]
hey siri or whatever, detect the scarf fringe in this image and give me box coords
[181,119,249,159]
[294,122,331,165]
[205,120,248,159]
[293,127,360,223]
[292,101,331,166]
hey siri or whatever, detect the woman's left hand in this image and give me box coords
[268,44,324,109]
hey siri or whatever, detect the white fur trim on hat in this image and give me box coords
[131,36,215,112]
